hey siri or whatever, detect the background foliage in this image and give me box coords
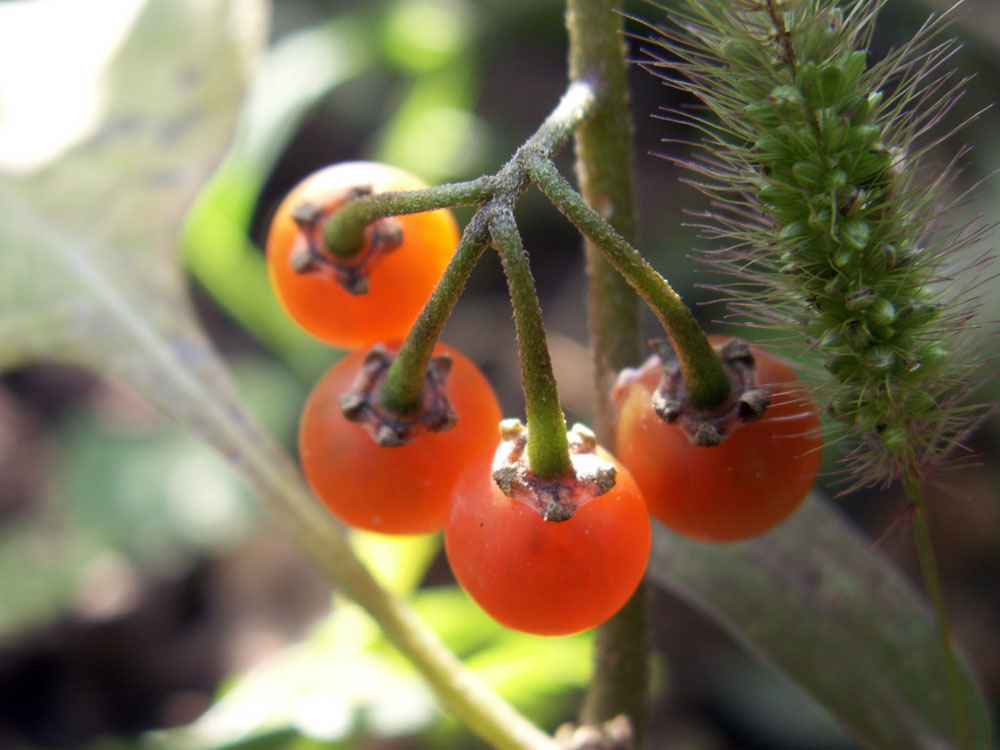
[0,0,998,748]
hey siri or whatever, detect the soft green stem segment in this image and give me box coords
[528,154,731,411]
[565,0,643,429]
[490,208,572,479]
[378,213,490,413]
[373,81,596,417]
[323,177,494,258]
[905,475,973,750]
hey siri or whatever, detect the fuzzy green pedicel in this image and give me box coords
[641,0,989,487]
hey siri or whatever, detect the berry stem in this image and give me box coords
[378,213,490,413]
[490,208,573,479]
[527,154,732,411]
[320,79,596,262]
[905,474,973,750]
[322,177,495,258]
[373,81,597,417]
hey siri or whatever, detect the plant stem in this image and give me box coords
[565,0,642,432]
[564,0,649,741]
[321,79,596,262]
[527,154,731,412]
[905,474,973,750]
[378,213,490,413]
[374,81,596,416]
[490,208,572,479]
[323,177,494,257]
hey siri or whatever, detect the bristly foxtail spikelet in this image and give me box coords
[636,0,995,490]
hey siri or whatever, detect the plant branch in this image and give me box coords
[323,176,494,257]
[906,475,973,750]
[490,207,572,479]
[379,213,490,412]
[564,0,648,742]
[527,154,731,412]
[362,80,597,416]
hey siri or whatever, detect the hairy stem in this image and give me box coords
[362,80,596,418]
[906,475,973,750]
[323,177,494,257]
[490,208,572,479]
[565,0,649,742]
[378,214,490,413]
[528,154,731,412]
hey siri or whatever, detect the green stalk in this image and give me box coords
[527,154,731,412]
[565,0,649,740]
[378,213,490,413]
[490,208,572,479]
[322,177,494,257]
[905,475,973,750]
[374,81,596,417]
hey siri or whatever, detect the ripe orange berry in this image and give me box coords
[267,162,458,349]
[615,338,822,542]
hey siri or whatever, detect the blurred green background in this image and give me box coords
[1,0,998,748]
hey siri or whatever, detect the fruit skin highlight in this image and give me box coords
[615,339,822,542]
[267,161,459,350]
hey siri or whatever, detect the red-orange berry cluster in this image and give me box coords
[267,163,821,636]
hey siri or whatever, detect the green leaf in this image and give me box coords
[647,493,993,749]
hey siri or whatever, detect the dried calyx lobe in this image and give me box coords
[492,421,617,522]
[340,344,456,447]
[645,338,770,447]
[289,185,403,295]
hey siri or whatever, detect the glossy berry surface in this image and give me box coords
[299,343,501,535]
[267,161,459,349]
[444,448,651,636]
[614,338,822,542]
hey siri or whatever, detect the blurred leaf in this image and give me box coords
[381,0,474,73]
[647,492,993,749]
[0,0,263,375]
[375,65,489,182]
[374,0,488,183]
[57,411,255,570]
[148,585,592,750]
[0,0,269,636]
[0,0,312,537]
[0,512,106,638]
[183,17,374,378]
[349,530,442,596]
[176,619,439,747]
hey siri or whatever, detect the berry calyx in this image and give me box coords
[287,186,404,295]
[338,343,457,447]
[491,420,617,522]
[645,337,774,447]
